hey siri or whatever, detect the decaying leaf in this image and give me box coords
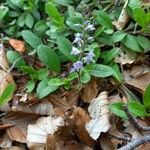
[81,79,98,103]
[113,0,130,30]
[27,116,65,144]
[100,134,118,150]
[124,68,150,93]
[0,134,12,149]
[12,99,54,116]
[48,86,80,116]
[9,39,25,53]
[115,50,136,65]
[85,91,111,140]
[2,112,39,143]
[70,107,95,147]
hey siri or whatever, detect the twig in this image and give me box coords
[118,135,150,150]
[124,104,150,131]
[108,132,131,142]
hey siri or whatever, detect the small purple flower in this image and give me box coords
[73,33,83,46]
[70,47,81,55]
[83,50,96,64]
[85,23,95,31]
[70,61,83,72]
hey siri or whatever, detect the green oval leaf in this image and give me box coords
[22,30,43,49]
[37,45,60,73]
[128,101,147,117]
[6,51,26,67]
[57,37,76,62]
[0,84,15,106]
[90,64,114,78]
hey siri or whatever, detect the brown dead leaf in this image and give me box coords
[124,69,150,93]
[3,146,26,150]
[70,107,95,147]
[47,131,93,150]
[100,134,118,150]
[9,39,25,53]
[137,143,150,150]
[81,79,98,103]
[54,140,93,150]
[85,91,111,140]
[12,99,54,116]
[2,112,39,143]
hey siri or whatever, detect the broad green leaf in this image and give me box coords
[66,16,82,31]
[109,102,127,119]
[37,69,49,80]
[25,80,35,92]
[17,13,26,27]
[132,8,147,28]
[45,2,64,26]
[80,70,91,84]
[0,84,15,105]
[101,48,119,64]
[22,30,43,49]
[34,21,48,36]
[36,79,59,99]
[57,37,76,62]
[143,84,150,109]
[0,6,9,20]
[96,10,113,29]
[48,78,64,86]
[6,51,26,67]
[122,34,142,52]
[128,101,147,117]
[90,64,114,78]
[37,45,60,73]
[20,66,36,74]
[138,35,150,52]
[128,0,141,10]
[110,63,123,82]
[25,13,34,28]
[55,0,73,6]
[112,31,126,43]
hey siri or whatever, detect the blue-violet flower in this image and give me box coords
[70,61,83,72]
[83,50,96,64]
[70,47,81,55]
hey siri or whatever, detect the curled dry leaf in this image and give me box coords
[81,79,98,103]
[27,116,65,144]
[9,39,25,53]
[85,91,111,140]
[2,112,39,143]
[70,107,95,147]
